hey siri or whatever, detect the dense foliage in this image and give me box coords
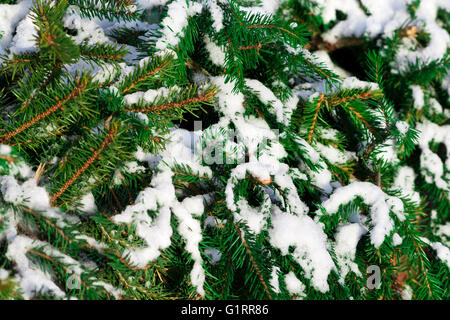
[0,0,449,300]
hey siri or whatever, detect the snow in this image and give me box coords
[0,176,50,211]
[91,280,122,299]
[443,73,450,97]
[204,35,226,66]
[226,160,309,216]
[291,134,334,194]
[392,233,403,246]
[6,233,119,299]
[240,0,281,15]
[284,271,306,297]
[303,161,333,195]
[75,234,106,252]
[341,77,379,91]
[434,215,450,247]
[172,198,205,296]
[8,12,36,55]
[0,145,12,155]
[211,75,313,231]
[123,161,146,174]
[433,242,450,268]
[395,121,409,135]
[410,85,425,110]
[235,198,269,235]
[416,121,450,191]
[207,0,224,32]
[113,127,213,296]
[401,284,413,300]
[155,0,202,53]
[0,0,33,56]
[161,129,213,178]
[421,238,450,269]
[394,1,450,74]
[313,0,449,76]
[76,192,97,214]
[233,116,286,160]
[92,63,120,84]
[314,142,357,164]
[321,181,405,247]
[181,195,205,217]
[211,76,246,118]
[374,139,400,165]
[269,206,336,293]
[393,166,420,204]
[246,79,293,126]
[135,0,169,9]
[0,268,9,281]
[312,50,350,78]
[123,86,173,106]
[334,223,366,279]
[269,266,281,294]
[63,12,111,46]
[112,170,174,267]
[6,235,66,299]
[204,248,221,265]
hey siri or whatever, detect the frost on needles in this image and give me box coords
[0,0,449,300]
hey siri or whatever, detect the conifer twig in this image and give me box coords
[124,91,216,113]
[120,61,171,94]
[307,93,324,143]
[50,123,118,206]
[233,223,273,300]
[0,77,88,144]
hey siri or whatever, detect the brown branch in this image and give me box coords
[39,6,49,28]
[233,223,273,299]
[9,58,33,65]
[304,59,333,80]
[226,36,242,80]
[120,61,171,94]
[99,227,153,271]
[18,64,62,112]
[0,155,18,164]
[307,25,418,53]
[229,6,243,26]
[116,172,135,205]
[330,91,376,106]
[238,43,263,55]
[243,101,263,118]
[363,140,377,159]
[76,4,133,18]
[50,124,118,206]
[304,34,364,52]
[0,77,88,144]
[307,93,324,143]
[27,249,90,290]
[246,24,299,40]
[343,103,376,135]
[409,232,433,297]
[109,185,123,211]
[34,163,46,184]
[19,206,71,243]
[81,51,123,61]
[124,91,215,113]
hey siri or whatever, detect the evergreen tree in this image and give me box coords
[0,0,449,300]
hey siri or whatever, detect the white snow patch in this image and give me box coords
[269,207,335,293]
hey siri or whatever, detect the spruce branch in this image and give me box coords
[50,122,119,206]
[0,76,89,144]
